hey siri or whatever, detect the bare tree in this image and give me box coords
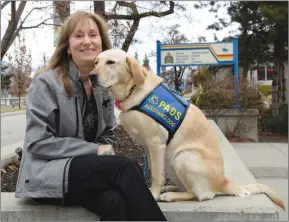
[7,34,32,108]
[160,24,190,91]
[93,1,187,52]
[1,1,57,59]
[1,65,12,94]
[143,54,151,70]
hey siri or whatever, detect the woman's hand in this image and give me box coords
[97,144,115,156]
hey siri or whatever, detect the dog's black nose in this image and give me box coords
[89,72,98,86]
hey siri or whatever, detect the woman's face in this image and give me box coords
[68,18,102,69]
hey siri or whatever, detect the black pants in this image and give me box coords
[63,154,167,221]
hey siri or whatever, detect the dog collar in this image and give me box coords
[113,85,137,111]
[114,100,122,110]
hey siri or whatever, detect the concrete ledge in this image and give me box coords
[1,120,280,221]
[202,109,259,142]
[0,192,279,221]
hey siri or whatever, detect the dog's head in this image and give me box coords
[89,49,146,101]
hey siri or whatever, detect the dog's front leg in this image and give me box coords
[146,137,166,201]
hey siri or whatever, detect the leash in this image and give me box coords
[195,87,203,104]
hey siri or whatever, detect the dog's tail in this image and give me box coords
[219,177,286,211]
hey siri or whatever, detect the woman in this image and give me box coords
[15,11,167,221]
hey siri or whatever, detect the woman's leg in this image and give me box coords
[65,154,167,221]
[78,189,127,221]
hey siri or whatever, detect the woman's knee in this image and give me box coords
[106,190,125,208]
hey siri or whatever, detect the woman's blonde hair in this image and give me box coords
[47,11,112,97]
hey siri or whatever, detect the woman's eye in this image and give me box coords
[106,60,115,65]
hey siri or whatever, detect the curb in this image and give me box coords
[1,111,26,117]
[1,153,19,169]
[1,141,24,169]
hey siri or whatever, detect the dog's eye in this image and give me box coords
[106,60,115,65]
[94,60,98,65]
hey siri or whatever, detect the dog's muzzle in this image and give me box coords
[88,73,113,89]
[88,72,99,87]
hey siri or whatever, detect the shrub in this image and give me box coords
[192,72,264,111]
[258,84,272,96]
[258,103,288,133]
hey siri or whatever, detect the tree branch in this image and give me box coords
[18,5,52,30]
[21,18,55,29]
[1,1,10,10]
[117,1,138,14]
[1,1,26,59]
[106,1,175,20]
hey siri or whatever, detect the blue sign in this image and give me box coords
[156,37,239,108]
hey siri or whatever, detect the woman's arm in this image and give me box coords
[26,74,98,160]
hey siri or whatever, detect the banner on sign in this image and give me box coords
[160,42,234,66]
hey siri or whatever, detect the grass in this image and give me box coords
[1,107,25,113]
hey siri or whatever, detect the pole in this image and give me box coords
[156,40,161,76]
[233,36,239,109]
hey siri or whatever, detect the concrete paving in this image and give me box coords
[232,143,288,167]
[233,142,288,221]
[1,110,26,117]
[1,113,26,147]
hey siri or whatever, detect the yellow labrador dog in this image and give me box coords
[90,48,285,211]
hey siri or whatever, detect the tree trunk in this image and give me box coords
[122,19,140,52]
[1,1,26,59]
[272,59,281,116]
[18,95,21,109]
[174,67,179,91]
[53,1,70,22]
[94,1,105,19]
[242,64,249,79]
[281,61,287,103]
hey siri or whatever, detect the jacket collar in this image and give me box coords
[68,59,81,83]
[68,59,108,93]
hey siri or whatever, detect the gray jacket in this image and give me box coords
[15,61,117,201]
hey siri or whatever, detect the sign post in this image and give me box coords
[156,37,239,108]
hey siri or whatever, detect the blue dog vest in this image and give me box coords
[131,83,189,145]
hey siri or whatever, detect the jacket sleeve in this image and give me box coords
[26,74,98,160]
[96,97,118,147]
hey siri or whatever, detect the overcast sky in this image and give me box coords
[1,1,240,76]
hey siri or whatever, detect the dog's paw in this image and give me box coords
[160,192,177,202]
[161,185,179,193]
[161,186,168,193]
[149,188,161,201]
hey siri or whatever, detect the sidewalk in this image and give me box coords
[1,110,26,117]
[232,142,288,221]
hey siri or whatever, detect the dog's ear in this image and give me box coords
[126,56,145,85]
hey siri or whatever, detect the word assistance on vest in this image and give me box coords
[137,83,189,133]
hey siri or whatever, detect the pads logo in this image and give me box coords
[149,95,159,104]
